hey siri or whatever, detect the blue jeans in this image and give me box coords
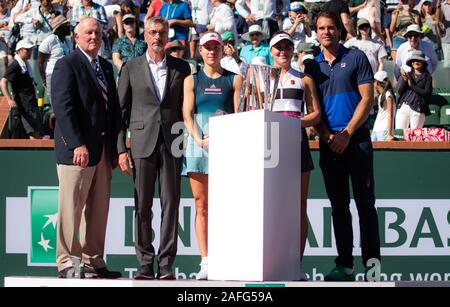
[319,127,381,268]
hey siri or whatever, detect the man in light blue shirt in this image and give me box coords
[394,24,438,80]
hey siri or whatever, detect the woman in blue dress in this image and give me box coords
[182,31,243,280]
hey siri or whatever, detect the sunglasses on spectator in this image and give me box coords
[225,39,235,45]
[124,20,135,25]
[250,32,262,37]
[148,30,167,37]
[406,34,420,39]
[359,24,370,29]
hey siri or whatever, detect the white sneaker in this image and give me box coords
[196,261,208,280]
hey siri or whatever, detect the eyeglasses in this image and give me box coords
[148,30,167,37]
[123,20,135,25]
[225,40,235,45]
[250,32,262,38]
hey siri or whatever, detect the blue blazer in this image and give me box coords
[51,48,122,168]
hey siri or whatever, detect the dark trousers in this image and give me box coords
[319,127,381,268]
[8,109,27,138]
[133,132,181,270]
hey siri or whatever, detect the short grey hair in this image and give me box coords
[145,16,169,33]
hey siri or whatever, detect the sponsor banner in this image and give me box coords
[308,199,450,256]
[5,187,450,267]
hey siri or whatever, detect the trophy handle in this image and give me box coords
[238,77,248,112]
[255,71,263,110]
[269,68,281,111]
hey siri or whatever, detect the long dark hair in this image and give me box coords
[377,78,396,108]
[411,61,428,74]
[410,60,432,84]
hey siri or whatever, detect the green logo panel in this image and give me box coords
[30,188,58,265]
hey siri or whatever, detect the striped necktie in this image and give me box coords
[92,58,108,104]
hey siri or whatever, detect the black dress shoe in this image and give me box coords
[84,266,122,279]
[157,266,175,280]
[58,266,85,279]
[134,265,155,280]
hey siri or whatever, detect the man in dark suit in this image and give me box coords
[51,17,122,279]
[117,16,191,280]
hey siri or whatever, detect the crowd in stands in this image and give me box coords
[0,0,449,140]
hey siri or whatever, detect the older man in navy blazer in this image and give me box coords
[51,17,122,279]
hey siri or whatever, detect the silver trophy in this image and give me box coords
[238,64,281,112]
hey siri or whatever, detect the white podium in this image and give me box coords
[208,110,302,281]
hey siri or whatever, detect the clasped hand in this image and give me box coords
[328,130,351,154]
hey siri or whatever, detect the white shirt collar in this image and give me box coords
[78,46,99,64]
[146,52,167,67]
[406,42,421,52]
